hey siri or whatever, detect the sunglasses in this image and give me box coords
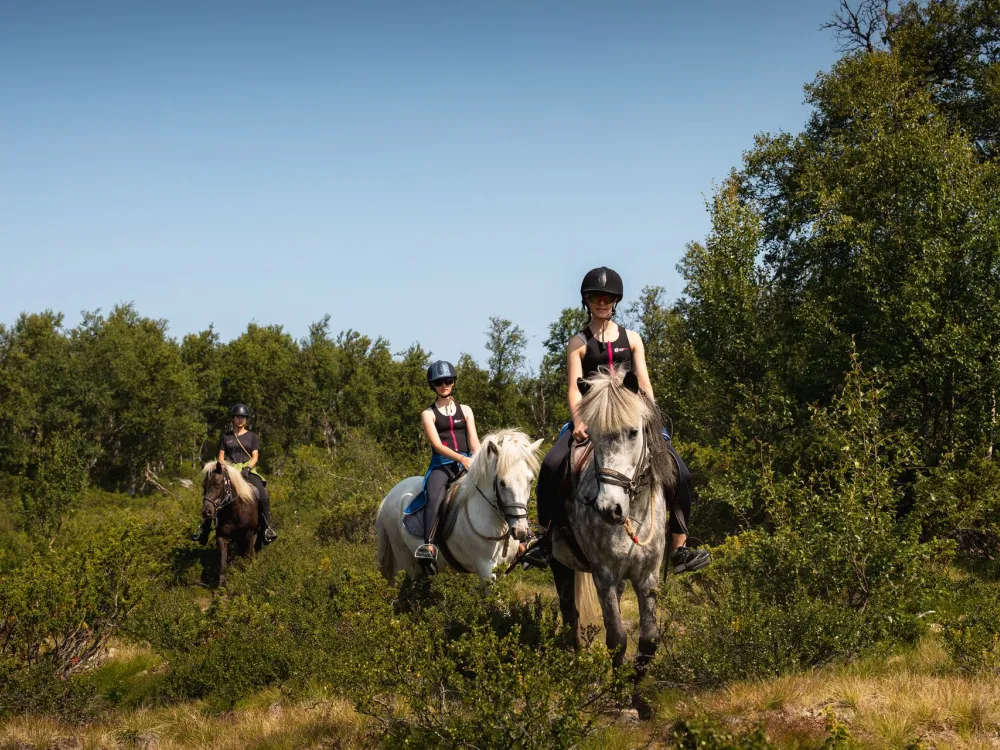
[433,378,456,387]
[588,293,616,305]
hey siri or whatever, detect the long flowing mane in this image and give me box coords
[201,462,258,505]
[578,368,676,489]
[466,429,541,485]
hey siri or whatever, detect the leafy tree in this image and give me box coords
[218,323,307,463]
[68,305,202,489]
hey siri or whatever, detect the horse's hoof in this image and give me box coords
[632,694,654,721]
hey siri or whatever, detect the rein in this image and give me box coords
[586,429,655,547]
[464,473,528,556]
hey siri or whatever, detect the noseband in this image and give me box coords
[587,429,651,505]
[471,473,529,555]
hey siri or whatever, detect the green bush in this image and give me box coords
[0,519,160,719]
[914,453,1000,562]
[940,581,1000,674]
[666,718,776,749]
[658,358,950,685]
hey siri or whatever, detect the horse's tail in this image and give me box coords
[376,500,396,583]
[575,572,602,632]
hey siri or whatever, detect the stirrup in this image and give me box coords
[414,543,438,561]
[262,527,278,543]
[520,536,551,570]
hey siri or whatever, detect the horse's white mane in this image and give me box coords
[579,368,653,435]
[201,462,257,504]
[466,429,541,485]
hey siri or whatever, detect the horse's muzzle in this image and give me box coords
[601,503,627,526]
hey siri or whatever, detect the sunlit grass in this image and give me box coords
[0,696,363,750]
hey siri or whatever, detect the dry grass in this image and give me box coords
[0,695,363,750]
[653,637,1000,749]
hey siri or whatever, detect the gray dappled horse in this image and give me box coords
[550,369,675,718]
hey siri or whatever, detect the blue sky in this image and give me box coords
[0,1,840,367]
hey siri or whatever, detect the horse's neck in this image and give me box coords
[456,473,505,536]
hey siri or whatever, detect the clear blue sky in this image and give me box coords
[0,1,840,368]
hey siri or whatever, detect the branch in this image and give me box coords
[822,0,890,53]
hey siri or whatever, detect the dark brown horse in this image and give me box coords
[201,462,261,587]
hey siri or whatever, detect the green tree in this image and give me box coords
[484,318,528,431]
[69,305,202,489]
[218,323,307,463]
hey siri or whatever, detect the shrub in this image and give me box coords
[940,580,1000,674]
[658,357,951,685]
[0,519,160,719]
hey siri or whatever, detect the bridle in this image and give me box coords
[468,471,529,555]
[204,470,235,516]
[582,428,652,508]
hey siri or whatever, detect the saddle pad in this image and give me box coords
[402,480,464,541]
[404,491,426,515]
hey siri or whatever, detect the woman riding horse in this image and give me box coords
[414,360,482,570]
[192,403,277,544]
[524,266,710,574]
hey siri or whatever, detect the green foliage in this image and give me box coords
[941,580,1000,674]
[367,575,627,750]
[0,519,160,719]
[16,429,87,534]
[659,356,951,685]
[666,718,776,749]
[913,453,1000,559]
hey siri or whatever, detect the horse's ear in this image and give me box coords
[577,378,591,397]
[529,438,543,454]
[487,441,499,459]
[623,371,640,394]
[214,461,223,473]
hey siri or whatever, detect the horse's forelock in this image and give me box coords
[200,461,256,505]
[469,429,540,484]
[579,368,652,436]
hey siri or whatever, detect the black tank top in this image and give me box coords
[431,402,469,455]
[580,326,633,379]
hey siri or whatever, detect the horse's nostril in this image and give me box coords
[613,504,623,519]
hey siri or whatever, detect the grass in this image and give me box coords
[0,695,364,750]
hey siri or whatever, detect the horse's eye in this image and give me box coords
[628,429,639,440]
[499,480,507,489]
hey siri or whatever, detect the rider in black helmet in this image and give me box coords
[191,403,278,545]
[414,361,481,572]
[522,266,710,574]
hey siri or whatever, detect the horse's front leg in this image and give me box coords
[217,536,229,588]
[593,568,627,669]
[631,567,661,720]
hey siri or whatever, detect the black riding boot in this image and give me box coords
[258,494,278,543]
[520,530,552,569]
[191,518,212,544]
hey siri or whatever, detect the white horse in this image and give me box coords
[376,429,542,583]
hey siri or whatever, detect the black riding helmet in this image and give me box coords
[581,266,624,311]
[426,360,458,387]
[230,403,250,418]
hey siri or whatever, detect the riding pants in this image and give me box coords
[424,462,463,542]
[536,426,693,536]
[245,472,272,525]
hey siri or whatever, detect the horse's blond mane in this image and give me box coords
[578,368,653,435]
[466,429,541,485]
[201,462,257,505]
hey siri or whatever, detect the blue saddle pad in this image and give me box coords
[404,491,426,515]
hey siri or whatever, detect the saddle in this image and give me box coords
[402,477,464,545]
